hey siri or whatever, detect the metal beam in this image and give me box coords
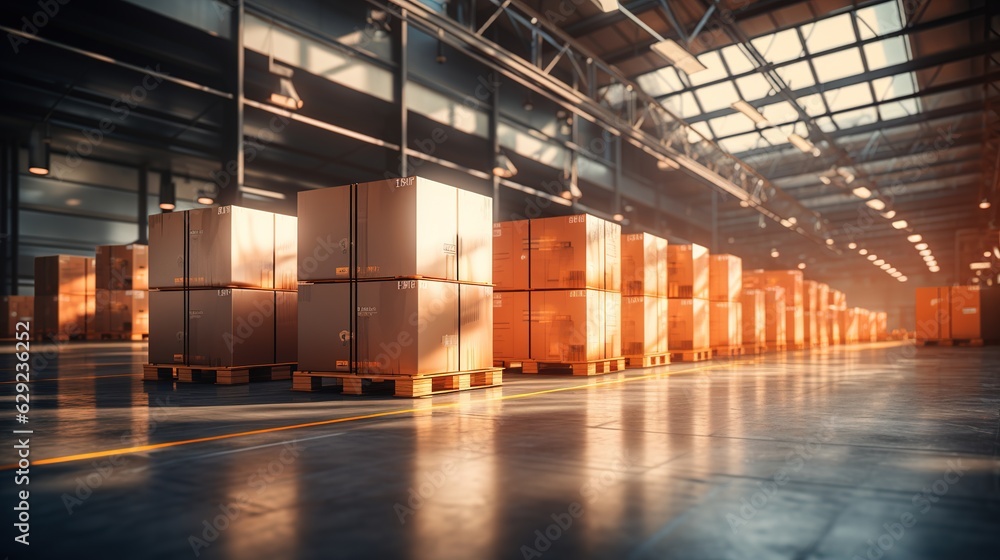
[138,166,148,245]
[219,0,244,206]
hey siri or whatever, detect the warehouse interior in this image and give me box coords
[1,0,999,559]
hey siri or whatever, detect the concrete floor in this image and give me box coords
[1,341,999,560]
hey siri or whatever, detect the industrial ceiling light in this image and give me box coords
[819,175,832,185]
[240,186,287,200]
[995,247,1000,259]
[881,210,896,219]
[919,249,931,256]
[923,255,935,262]
[196,188,215,205]
[780,219,793,228]
[731,100,768,126]
[880,263,891,270]
[770,248,780,258]
[970,262,992,270]
[897,276,907,282]
[28,124,50,176]
[797,262,806,270]
[914,243,928,251]
[522,95,534,112]
[656,157,679,170]
[836,167,855,183]
[891,271,902,277]
[851,186,872,199]
[788,133,817,155]
[492,152,518,178]
[848,242,857,249]
[891,219,908,229]
[980,198,992,209]
[612,212,624,222]
[159,171,176,211]
[874,259,885,266]
[929,265,940,272]
[592,0,620,12]
[268,61,303,110]
[907,234,922,243]
[867,254,878,261]
[826,238,834,245]
[859,248,868,255]
[865,199,886,211]
[985,251,992,258]
[651,39,707,74]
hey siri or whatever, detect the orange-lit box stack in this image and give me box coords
[667,244,710,354]
[493,291,529,362]
[148,207,298,367]
[803,280,819,347]
[33,255,95,341]
[94,244,149,339]
[529,289,620,363]
[741,289,765,351]
[816,283,829,345]
[915,287,950,342]
[709,301,741,350]
[843,308,862,344]
[949,286,981,341]
[668,297,708,351]
[1,296,34,339]
[828,289,846,345]
[620,233,668,361]
[874,311,888,341]
[763,286,787,349]
[529,214,620,291]
[744,269,804,349]
[708,254,742,350]
[709,254,742,302]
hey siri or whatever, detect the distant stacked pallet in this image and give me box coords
[843,308,862,344]
[620,233,669,368]
[803,280,820,348]
[827,289,846,345]
[1,296,33,339]
[33,255,95,341]
[493,214,624,375]
[93,244,149,340]
[145,206,298,385]
[916,286,984,346]
[709,254,743,357]
[667,244,710,362]
[815,283,830,346]
[874,312,888,341]
[293,177,500,396]
[740,288,766,355]
[762,286,787,352]
[745,270,805,350]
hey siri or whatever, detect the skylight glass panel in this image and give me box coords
[721,45,756,74]
[801,13,856,53]
[878,99,918,120]
[662,91,700,119]
[735,73,773,101]
[689,51,728,86]
[709,113,757,138]
[687,121,712,144]
[872,73,916,101]
[814,116,837,132]
[636,67,684,97]
[760,101,799,125]
[718,131,761,154]
[751,28,804,64]
[864,36,910,71]
[760,126,789,145]
[797,93,827,116]
[856,1,904,40]
[833,106,878,128]
[824,83,873,112]
[774,61,815,89]
[813,48,865,82]
[694,81,740,112]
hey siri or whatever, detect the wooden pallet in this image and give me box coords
[291,367,503,398]
[89,332,148,341]
[741,343,767,355]
[711,345,745,358]
[788,342,806,351]
[624,353,671,369]
[143,363,295,385]
[521,357,626,376]
[953,338,984,347]
[767,343,788,353]
[669,348,712,362]
[493,359,525,370]
[914,339,954,347]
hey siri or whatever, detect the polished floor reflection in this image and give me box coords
[1,341,999,559]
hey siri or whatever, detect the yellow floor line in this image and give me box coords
[3,359,752,470]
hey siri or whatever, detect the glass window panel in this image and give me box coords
[814,116,837,132]
[662,91,700,119]
[408,82,487,136]
[760,127,789,145]
[871,73,917,101]
[722,45,756,74]
[690,51,729,86]
[637,67,684,97]
[797,93,827,116]
[774,61,815,89]
[718,132,761,154]
[687,121,712,144]
[813,48,865,82]
[825,83,873,112]
[856,2,904,40]
[751,29,804,64]
[709,113,756,138]
[735,73,773,100]
[760,101,799,124]
[864,36,910,71]
[878,99,918,121]
[801,13,856,54]
[694,81,740,112]
[833,106,878,128]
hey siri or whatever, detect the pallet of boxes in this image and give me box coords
[492,214,625,375]
[915,286,984,347]
[709,254,743,358]
[827,289,846,345]
[667,244,711,362]
[145,206,298,385]
[93,244,149,340]
[33,255,96,342]
[293,176,500,397]
[814,282,830,347]
[620,232,669,368]
[1,295,34,340]
[745,269,804,352]
[740,285,766,355]
[803,280,821,348]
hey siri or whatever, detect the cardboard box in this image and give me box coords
[2,295,34,338]
[297,176,461,282]
[667,244,709,299]
[34,255,89,296]
[276,291,298,363]
[874,311,888,341]
[97,244,149,291]
[621,233,667,297]
[458,188,493,285]
[709,254,742,302]
[188,206,275,289]
[492,291,529,361]
[187,289,277,367]
[981,287,1000,342]
[459,284,493,371]
[529,214,619,290]
[275,214,298,291]
[816,283,829,344]
[710,300,741,348]
[621,295,668,357]
[741,289,765,346]
[297,280,459,375]
[34,293,87,340]
[745,269,803,346]
[949,286,980,340]
[668,298,709,351]
[529,289,606,362]
[763,286,786,346]
[605,290,622,359]
[915,287,951,341]
[492,221,530,291]
[148,211,188,289]
[149,290,185,364]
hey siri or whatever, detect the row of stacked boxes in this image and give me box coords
[33,255,95,341]
[915,286,1000,344]
[667,244,709,358]
[621,233,668,366]
[709,254,743,355]
[93,244,149,339]
[1,295,34,339]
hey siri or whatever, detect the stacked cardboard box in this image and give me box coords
[843,308,862,344]
[828,289,846,345]
[34,255,95,341]
[763,286,787,350]
[667,244,710,353]
[2,296,34,339]
[297,177,493,378]
[148,206,297,368]
[621,233,668,363]
[815,283,829,346]
[803,280,819,347]
[94,244,149,339]
[915,287,950,343]
[949,286,981,341]
[740,288,766,352]
[744,270,804,349]
[709,254,742,352]
[492,214,622,367]
[874,311,888,341]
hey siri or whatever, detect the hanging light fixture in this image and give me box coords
[268,55,303,110]
[907,234,922,243]
[980,198,992,209]
[651,39,707,75]
[159,171,176,211]
[28,124,51,176]
[492,152,517,178]
[197,187,215,205]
